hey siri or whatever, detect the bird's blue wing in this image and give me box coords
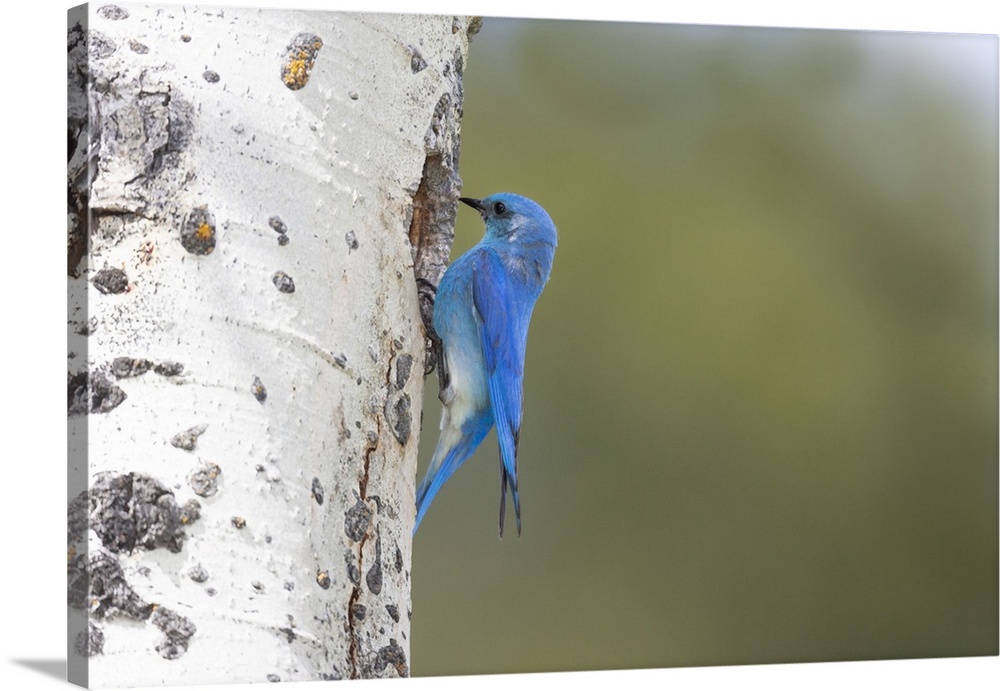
[472,249,530,536]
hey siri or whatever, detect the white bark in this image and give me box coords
[67,3,472,686]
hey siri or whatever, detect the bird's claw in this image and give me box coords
[416,277,444,377]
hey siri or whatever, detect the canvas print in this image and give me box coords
[67,2,998,687]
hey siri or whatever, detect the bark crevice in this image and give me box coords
[408,46,468,381]
[347,413,381,678]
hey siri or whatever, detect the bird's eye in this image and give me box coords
[493,201,507,215]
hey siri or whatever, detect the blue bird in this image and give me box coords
[414,193,557,537]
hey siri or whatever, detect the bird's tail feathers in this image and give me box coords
[498,465,522,539]
[496,423,522,538]
[414,446,455,535]
[413,414,492,535]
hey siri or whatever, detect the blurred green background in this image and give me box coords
[411,18,998,675]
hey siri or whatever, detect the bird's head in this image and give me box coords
[459,193,558,246]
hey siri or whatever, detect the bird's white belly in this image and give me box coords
[439,340,489,429]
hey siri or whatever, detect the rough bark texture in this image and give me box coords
[67,3,473,687]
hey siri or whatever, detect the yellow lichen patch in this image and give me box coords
[281,33,323,91]
[196,222,213,240]
[283,58,308,87]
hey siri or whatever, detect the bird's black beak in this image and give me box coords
[459,197,485,217]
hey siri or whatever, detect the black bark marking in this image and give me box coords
[385,394,412,447]
[385,604,400,623]
[67,552,89,611]
[93,267,129,294]
[74,623,105,657]
[188,462,221,497]
[408,46,427,73]
[110,357,152,378]
[68,491,89,546]
[188,564,209,583]
[154,361,185,376]
[97,4,129,20]
[180,206,216,255]
[365,530,383,595]
[251,375,267,402]
[384,349,413,446]
[151,606,197,660]
[90,472,200,554]
[344,550,361,586]
[80,552,153,620]
[279,616,297,642]
[67,22,88,277]
[68,370,126,416]
[272,271,295,293]
[375,639,409,677]
[271,215,290,246]
[394,354,413,389]
[344,495,372,542]
[311,477,324,505]
[89,31,117,60]
[170,424,208,451]
[268,215,287,234]
[70,550,198,659]
[74,318,97,337]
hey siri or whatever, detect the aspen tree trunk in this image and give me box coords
[67,4,472,686]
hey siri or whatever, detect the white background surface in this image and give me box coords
[1,1,996,689]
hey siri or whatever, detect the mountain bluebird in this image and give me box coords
[414,193,557,537]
